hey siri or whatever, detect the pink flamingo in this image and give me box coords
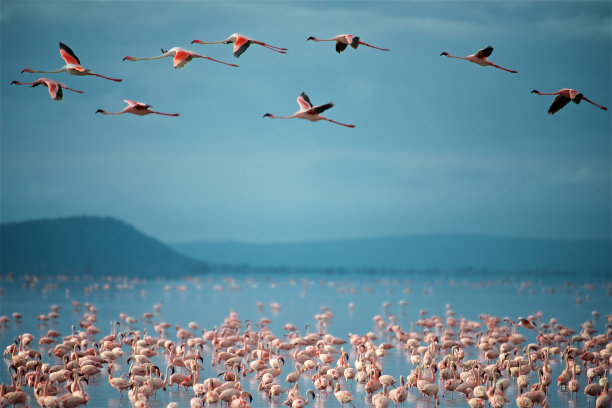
[123,47,238,69]
[11,78,83,101]
[263,92,355,128]
[192,33,287,58]
[307,35,389,53]
[96,100,179,117]
[531,89,607,115]
[440,45,517,73]
[22,42,122,81]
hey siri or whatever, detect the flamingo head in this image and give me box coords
[530,90,540,94]
[440,52,449,56]
[306,37,317,41]
[263,113,273,118]
[10,81,19,85]
[192,39,203,44]
[21,68,34,73]
[122,56,135,61]
[95,109,106,114]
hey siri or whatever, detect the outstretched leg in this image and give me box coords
[321,117,355,128]
[492,64,517,74]
[358,41,389,51]
[582,96,607,111]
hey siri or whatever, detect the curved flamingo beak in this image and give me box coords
[440,52,448,56]
[307,37,316,41]
[122,56,133,61]
[192,39,202,44]
[530,90,539,94]
[21,68,32,73]
[263,113,272,118]
[95,109,104,114]
[10,81,18,85]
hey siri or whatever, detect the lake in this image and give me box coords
[1,269,610,407]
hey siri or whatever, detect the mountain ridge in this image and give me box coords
[1,216,204,275]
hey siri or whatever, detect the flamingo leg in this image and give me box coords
[581,96,608,111]
[320,117,355,128]
[492,64,517,73]
[199,56,239,67]
[253,41,288,51]
[62,86,84,93]
[89,73,122,82]
[151,111,179,117]
[358,41,389,51]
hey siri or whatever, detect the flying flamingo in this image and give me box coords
[440,45,517,73]
[192,33,287,58]
[22,42,122,82]
[531,89,607,115]
[307,34,389,53]
[96,100,179,117]
[263,92,355,128]
[123,47,238,69]
[10,78,83,101]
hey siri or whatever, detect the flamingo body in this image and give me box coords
[22,42,122,81]
[263,92,355,128]
[531,88,607,115]
[96,100,179,117]
[192,33,287,58]
[123,47,238,68]
[440,45,517,73]
[10,78,83,100]
[307,34,389,53]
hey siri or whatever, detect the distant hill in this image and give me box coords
[172,235,611,273]
[1,216,204,275]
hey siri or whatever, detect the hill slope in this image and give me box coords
[1,216,203,275]
[172,235,611,272]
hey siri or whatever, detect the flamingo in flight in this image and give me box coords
[307,34,389,53]
[96,100,179,117]
[192,33,287,58]
[10,78,83,101]
[123,47,238,69]
[531,89,607,115]
[440,45,517,73]
[263,92,355,128]
[22,42,122,82]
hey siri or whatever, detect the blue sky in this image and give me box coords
[1,1,610,242]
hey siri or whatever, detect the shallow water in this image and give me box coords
[0,270,610,407]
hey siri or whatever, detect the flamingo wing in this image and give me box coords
[59,42,81,65]
[336,41,349,53]
[233,36,251,58]
[346,35,360,49]
[297,93,313,111]
[124,100,148,108]
[173,50,193,68]
[548,95,571,115]
[47,81,62,100]
[476,45,493,59]
[309,102,334,115]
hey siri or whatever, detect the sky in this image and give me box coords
[1,1,611,243]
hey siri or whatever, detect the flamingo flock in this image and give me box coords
[10,34,607,122]
[0,274,611,408]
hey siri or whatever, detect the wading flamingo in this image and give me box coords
[22,42,122,81]
[531,89,607,115]
[440,45,517,73]
[10,78,83,101]
[123,47,238,69]
[192,34,287,58]
[307,35,389,53]
[263,92,355,128]
[96,100,179,117]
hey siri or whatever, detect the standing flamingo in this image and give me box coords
[440,45,517,73]
[192,34,287,58]
[22,42,122,81]
[10,78,83,101]
[123,47,238,69]
[96,100,179,117]
[307,35,389,53]
[263,92,355,128]
[531,89,607,115]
